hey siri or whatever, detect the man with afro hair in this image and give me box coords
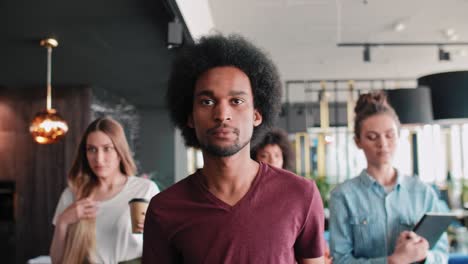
[143,34,325,264]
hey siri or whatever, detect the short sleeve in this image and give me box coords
[294,181,325,258]
[147,181,160,199]
[52,188,74,225]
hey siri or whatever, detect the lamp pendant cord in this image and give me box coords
[46,46,52,111]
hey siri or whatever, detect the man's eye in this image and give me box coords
[232,98,244,105]
[201,99,214,106]
[367,134,378,140]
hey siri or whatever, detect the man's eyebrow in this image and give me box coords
[229,91,248,96]
[194,90,213,97]
[194,90,248,97]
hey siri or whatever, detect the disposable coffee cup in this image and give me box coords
[129,198,149,234]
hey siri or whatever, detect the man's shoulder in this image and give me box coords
[261,164,317,198]
[149,174,196,207]
[264,165,315,186]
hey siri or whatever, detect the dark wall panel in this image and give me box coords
[0,86,90,263]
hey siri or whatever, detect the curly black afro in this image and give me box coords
[166,34,282,148]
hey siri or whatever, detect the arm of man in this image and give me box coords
[142,199,179,264]
[329,192,387,264]
[294,182,325,260]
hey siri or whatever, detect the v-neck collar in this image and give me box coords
[194,162,265,211]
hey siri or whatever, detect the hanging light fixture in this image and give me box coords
[29,38,68,144]
[363,44,371,62]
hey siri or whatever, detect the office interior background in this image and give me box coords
[1,0,468,262]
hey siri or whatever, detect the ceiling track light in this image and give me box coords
[338,42,468,62]
[363,45,371,62]
[438,46,451,61]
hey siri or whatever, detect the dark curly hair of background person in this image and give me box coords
[250,128,294,171]
[166,34,282,148]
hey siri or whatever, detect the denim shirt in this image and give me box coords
[329,169,449,264]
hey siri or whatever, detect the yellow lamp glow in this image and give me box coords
[30,109,68,144]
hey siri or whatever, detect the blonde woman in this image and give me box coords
[50,117,159,264]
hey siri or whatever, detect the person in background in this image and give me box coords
[251,128,294,170]
[143,34,325,263]
[329,91,448,264]
[50,117,159,264]
[252,128,333,264]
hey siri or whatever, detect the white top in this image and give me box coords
[53,176,159,264]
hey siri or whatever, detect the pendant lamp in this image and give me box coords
[29,38,68,144]
[386,87,434,125]
[418,71,468,122]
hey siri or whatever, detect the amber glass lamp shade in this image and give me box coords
[29,109,69,144]
[30,38,68,144]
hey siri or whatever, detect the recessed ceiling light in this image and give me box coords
[445,28,455,37]
[394,22,406,32]
[449,34,459,41]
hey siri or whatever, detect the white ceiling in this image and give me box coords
[181,0,468,84]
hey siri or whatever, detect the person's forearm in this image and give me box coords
[49,221,68,264]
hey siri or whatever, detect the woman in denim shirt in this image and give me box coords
[329,91,448,264]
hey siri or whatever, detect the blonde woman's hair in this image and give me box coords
[62,117,137,264]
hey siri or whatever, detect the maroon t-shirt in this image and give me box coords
[143,163,324,263]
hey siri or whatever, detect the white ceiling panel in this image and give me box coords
[199,0,468,82]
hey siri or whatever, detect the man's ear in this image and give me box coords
[253,110,263,127]
[187,114,194,128]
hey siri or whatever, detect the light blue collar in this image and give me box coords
[359,168,406,191]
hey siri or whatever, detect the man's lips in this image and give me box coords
[211,128,233,135]
[207,125,239,136]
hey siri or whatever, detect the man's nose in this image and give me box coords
[213,102,232,122]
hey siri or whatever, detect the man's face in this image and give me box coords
[188,66,262,157]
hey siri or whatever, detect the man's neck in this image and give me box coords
[201,147,260,205]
